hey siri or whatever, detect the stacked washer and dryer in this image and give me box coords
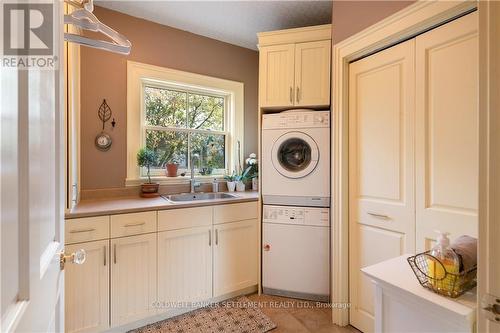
[261,110,330,302]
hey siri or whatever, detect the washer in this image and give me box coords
[262,205,330,302]
[261,110,330,207]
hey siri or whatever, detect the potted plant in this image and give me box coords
[137,148,159,197]
[234,166,253,192]
[224,172,237,192]
[165,157,179,177]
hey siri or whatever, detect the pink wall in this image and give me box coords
[80,6,259,190]
[332,0,416,44]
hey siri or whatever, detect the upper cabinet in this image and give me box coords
[258,24,331,109]
[259,44,295,107]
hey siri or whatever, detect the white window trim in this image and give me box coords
[126,61,244,186]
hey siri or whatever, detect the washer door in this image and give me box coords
[271,132,319,179]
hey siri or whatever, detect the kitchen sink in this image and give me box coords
[164,192,238,202]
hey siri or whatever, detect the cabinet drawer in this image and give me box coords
[65,216,110,244]
[214,202,258,225]
[111,211,157,238]
[158,206,212,231]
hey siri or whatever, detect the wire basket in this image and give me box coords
[407,251,477,298]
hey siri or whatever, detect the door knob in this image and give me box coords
[60,249,86,270]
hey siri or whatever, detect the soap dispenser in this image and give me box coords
[428,231,460,292]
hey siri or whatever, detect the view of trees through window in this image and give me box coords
[144,85,226,175]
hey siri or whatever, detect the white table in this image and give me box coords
[362,255,476,333]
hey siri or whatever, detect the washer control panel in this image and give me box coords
[262,111,330,129]
[263,205,330,227]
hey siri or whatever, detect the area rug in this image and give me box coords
[129,296,277,333]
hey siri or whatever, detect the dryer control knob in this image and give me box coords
[315,115,325,123]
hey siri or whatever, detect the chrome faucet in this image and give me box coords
[190,154,201,193]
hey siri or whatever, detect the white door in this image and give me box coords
[213,220,258,297]
[65,240,109,333]
[157,226,212,311]
[349,39,416,333]
[478,2,500,331]
[259,44,295,107]
[0,3,66,331]
[111,234,157,327]
[294,40,331,107]
[415,12,479,252]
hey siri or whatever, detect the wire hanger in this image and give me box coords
[64,0,131,55]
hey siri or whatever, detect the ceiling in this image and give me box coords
[95,1,332,50]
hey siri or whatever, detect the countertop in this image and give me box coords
[362,255,476,318]
[66,190,259,219]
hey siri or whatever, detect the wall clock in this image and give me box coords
[95,132,112,151]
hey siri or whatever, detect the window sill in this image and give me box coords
[125,175,225,187]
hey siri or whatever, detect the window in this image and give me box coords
[127,61,244,184]
[143,85,227,176]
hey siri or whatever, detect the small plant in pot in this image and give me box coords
[235,166,252,192]
[224,172,237,192]
[137,148,159,197]
[165,157,179,177]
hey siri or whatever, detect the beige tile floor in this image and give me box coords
[247,294,360,333]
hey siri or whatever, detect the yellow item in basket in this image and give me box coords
[428,231,460,294]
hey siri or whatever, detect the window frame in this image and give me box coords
[141,80,230,176]
[127,61,244,186]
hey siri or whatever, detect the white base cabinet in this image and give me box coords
[111,233,157,327]
[65,240,109,333]
[65,201,258,333]
[214,219,259,297]
[157,226,213,312]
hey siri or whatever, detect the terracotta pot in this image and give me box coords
[166,163,179,177]
[140,183,159,197]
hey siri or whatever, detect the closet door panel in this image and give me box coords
[348,39,415,333]
[415,12,478,251]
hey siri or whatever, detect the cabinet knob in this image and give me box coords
[263,244,271,251]
[59,249,86,270]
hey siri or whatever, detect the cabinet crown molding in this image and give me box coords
[257,24,331,48]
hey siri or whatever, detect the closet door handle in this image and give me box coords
[367,212,390,220]
[289,87,293,103]
[215,229,219,245]
[209,230,212,246]
[113,244,117,264]
[103,245,106,266]
[296,87,300,103]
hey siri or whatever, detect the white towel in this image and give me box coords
[451,235,477,272]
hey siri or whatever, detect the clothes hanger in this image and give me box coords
[64,0,131,55]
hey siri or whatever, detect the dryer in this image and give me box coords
[261,110,330,207]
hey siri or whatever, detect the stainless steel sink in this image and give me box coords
[164,192,238,202]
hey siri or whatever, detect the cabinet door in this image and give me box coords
[65,240,109,333]
[259,44,295,107]
[348,39,416,333]
[415,12,478,252]
[157,226,212,312]
[213,219,258,297]
[111,234,157,327]
[294,40,331,107]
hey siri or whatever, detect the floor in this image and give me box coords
[246,294,360,333]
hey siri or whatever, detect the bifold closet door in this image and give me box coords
[415,12,479,252]
[348,39,416,333]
